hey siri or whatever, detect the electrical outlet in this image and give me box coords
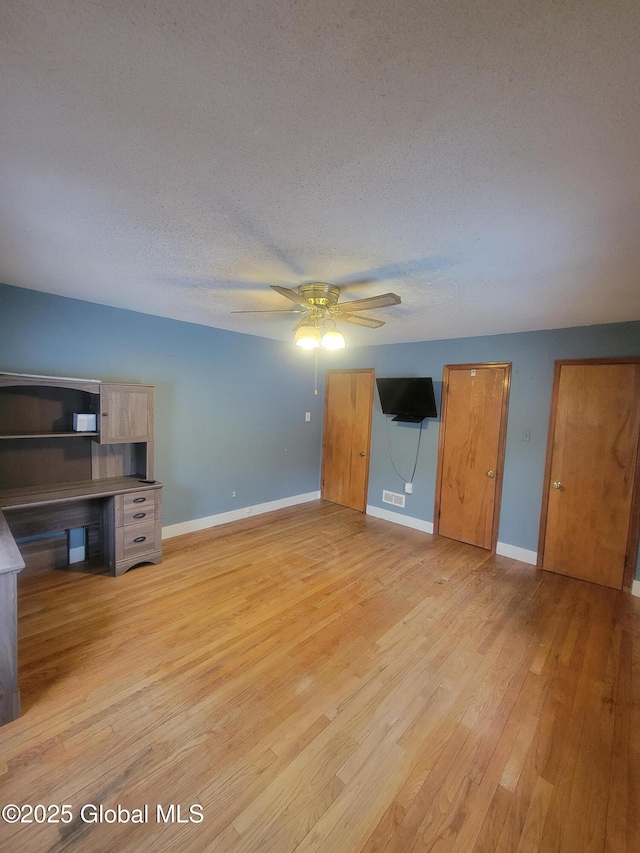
[305,412,311,422]
[232,490,237,498]
[404,483,413,494]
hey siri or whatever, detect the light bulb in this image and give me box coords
[321,330,346,350]
[295,324,321,349]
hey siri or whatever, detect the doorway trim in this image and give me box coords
[537,357,640,591]
[434,362,512,552]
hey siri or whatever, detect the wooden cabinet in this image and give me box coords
[94,383,155,480]
[111,486,163,576]
[99,384,154,444]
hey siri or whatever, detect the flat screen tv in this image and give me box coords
[376,377,437,422]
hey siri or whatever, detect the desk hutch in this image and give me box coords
[0,372,163,726]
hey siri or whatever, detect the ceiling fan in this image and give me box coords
[232,283,401,349]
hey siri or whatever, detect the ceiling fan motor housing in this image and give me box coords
[298,283,341,308]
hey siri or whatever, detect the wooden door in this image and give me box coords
[538,359,640,590]
[435,363,511,550]
[321,369,374,512]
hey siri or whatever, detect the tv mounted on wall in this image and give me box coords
[376,377,438,423]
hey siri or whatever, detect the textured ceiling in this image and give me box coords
[1,0,640,346]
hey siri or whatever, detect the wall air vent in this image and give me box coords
[382,490,406,508]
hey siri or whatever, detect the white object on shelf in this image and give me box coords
[73,413,97,431]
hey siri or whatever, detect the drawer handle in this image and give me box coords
[133,536,147,543]
[133,512,146,519]
[133,497,146,503]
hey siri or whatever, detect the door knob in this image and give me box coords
[553,481,563,489]
[487,470,495,478]
[360,451,366,457]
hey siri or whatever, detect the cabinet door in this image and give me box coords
[99,385,154,444]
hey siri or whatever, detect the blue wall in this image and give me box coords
[333,322,640,577]
[1,282,639,579]
[0,283,323,525]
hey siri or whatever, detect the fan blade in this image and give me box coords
[231,309,305,314]
[338,312,385,329]
[338,293,401,312]
[270,285,314,308]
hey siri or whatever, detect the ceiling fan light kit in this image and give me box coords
[295,324,322,349]
[294,324,345,350]
[320,329,346,350]
[234,282,401,350]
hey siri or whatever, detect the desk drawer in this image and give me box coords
[122,520,157,558]
[116,489,158,527]
[123,490,157,512]
[123,503,156,526]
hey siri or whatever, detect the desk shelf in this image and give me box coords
[0,432,99,440]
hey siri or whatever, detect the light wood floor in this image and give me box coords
[1,501,638,852]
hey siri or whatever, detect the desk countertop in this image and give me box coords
[0,477,163,511]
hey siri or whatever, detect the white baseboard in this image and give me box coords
[366,505,538,565]
[164,496,638,584]
[495,542,538,565]
[366,504,434,534]
[162,491,321,540]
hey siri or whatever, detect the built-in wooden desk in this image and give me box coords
[0,476,163,726]
[0,372,163,726]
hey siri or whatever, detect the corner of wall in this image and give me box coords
[495,542,538,565]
